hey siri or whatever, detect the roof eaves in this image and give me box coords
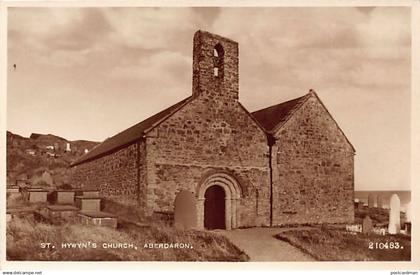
[143,95,197,135]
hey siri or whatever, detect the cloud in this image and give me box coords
[7,7,411,190]
[101,8,212,51]
[8,8,112,67]
[110,50,190,83]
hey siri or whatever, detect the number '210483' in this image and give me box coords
[368,242,403,249]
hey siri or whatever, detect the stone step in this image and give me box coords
[78,210,118,228]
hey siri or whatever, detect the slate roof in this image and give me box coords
[71,96,192,166]
[251,94,309,133]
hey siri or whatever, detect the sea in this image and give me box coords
[354,190,411,212]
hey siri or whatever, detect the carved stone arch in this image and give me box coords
[196,171,242,230]
[196,169,250,197]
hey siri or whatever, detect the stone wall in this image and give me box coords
[70,141,147,207]
[145,94,270,227]
[141,31,270,228]
[272,93,354,225]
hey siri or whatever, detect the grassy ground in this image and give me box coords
[276,226,410,261]
[276,207,411,261]
[6,216,249,261]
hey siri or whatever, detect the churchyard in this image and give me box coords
[6,187,248,261]
[6,186,411,261]
[276,194,411,261]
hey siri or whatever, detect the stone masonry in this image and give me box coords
[271,92,354,225]
[70,30,355,229]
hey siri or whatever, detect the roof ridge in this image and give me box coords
[71,96,193,166]
[251,93,310,133]
[251,94,308,115]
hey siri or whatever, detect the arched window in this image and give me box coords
[213,43,224,78]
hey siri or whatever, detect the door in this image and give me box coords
[204,185,226,229]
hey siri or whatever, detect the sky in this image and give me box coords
[7,7,411,191]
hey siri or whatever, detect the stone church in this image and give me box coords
[70,30,355,230]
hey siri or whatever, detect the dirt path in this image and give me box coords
[217,227,315,261]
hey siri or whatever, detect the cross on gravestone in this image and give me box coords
[388,194,401,235]
[362,216,373,234]
[368,194,375,208]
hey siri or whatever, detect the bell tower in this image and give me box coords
[192,30,239,102]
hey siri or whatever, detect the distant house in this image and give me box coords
[25,149,36,156]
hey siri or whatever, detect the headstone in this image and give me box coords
[174,190,197,230]
[362,216,373,234]
[358,200,364,210]
[406,201,411,222]
[41,171,53,186]
[368,194,375,208]
[6,213,12,223]
[78,211,118,228]
[56,190,75,204]
[388,194,401,235]
[354,199,359,210]
[75,196,101,211]
[28,189,48,203]
[377,195,383,209]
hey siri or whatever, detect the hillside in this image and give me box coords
[6,131,99,188]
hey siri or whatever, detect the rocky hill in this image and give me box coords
[6,131,99,188]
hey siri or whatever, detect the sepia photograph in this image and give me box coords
[2,2,417,268]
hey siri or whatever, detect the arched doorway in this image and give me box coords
[196,172,242,230]
[204,185,226,229]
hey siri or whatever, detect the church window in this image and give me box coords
[213,43,224,78]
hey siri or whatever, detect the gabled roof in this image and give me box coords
[251,94,309,133]
[251,90,355,152]
[71,96,192,166]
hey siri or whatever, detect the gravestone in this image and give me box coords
[404,201,412,235]
[354,199,359,210]
[406,201,411,222]
[368,194,375,208]
[174,190,197,230]
[362,216,373,234]
[75,196,101,211]
[28,189,48,203]
[56,190,75,204]
[358,200,364,210]
[388,194,401,235]
[377,195,383,209]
